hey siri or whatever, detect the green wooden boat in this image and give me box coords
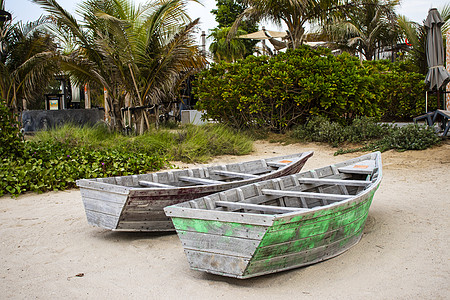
[164,152,382,279]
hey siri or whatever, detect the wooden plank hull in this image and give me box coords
[165,152,382,278]
[77,152,313,231]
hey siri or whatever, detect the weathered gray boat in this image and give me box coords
[77,152,313,231]
[164,152,382,278]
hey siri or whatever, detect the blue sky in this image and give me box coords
[4,0,449,35]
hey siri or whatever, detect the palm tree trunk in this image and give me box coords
[128,64,150,132]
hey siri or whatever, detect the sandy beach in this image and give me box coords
[1,140,449,299]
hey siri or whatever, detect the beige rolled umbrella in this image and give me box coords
[424,8,450,109]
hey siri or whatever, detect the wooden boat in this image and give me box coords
[164,152,382,279]
[76,152,313,232]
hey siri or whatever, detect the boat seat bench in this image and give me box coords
[215,201,309,214]
[178,176,223,185]
[261,189,350,201]
[298,178,370,186]
[138,180,174,188]
[210,170,260,179]
[338,160,376,175]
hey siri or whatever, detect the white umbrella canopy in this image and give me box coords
[238,29,288,51]
[424,8,450,92]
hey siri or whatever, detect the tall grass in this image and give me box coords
[171,124,254,162]
[32,123,254,163]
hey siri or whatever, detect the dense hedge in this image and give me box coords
[365,60,427,121]
[194,47,427,131]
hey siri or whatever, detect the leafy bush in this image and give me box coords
[364,60,427,120]
[291,115,346,146]
[0,98,25,158]
[0,124,253,196]
[291,116,390,147]
[334,124,440,155]
[194,48,427,132]
[0,141,168,197]
[194,47,380,132]
[292,116,439,153]
[344,117,391,143]
[377,124,440,151]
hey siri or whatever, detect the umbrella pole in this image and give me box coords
[437,89,440,110]
[426,91,428,113]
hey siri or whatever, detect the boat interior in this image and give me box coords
[89,154,308,188]
[181,158,380,214]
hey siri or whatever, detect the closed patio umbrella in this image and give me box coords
[424,8,450,109]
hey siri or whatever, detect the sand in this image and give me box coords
[1,140,449,299]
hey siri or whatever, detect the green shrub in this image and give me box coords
[291,115,345,146]
[0,124,253,196]
[364,60,427,120]
[381,124,440,150]
[0,140,168,197]
[194,49,427,132]
[291,116,390,147]
[344,117,391,143]
[194,47,380,132]
[291,116,439,153]
[0,98,25,158]
[334,124,440,155]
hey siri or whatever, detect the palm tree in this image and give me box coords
[209,27,247,62]
[397,15,426,73]
[230,0,342,49]
[323,0,400,61]
[0,0,59,113]
[33,0,206,132]
[211,0,258,59]
[398,4,450,74]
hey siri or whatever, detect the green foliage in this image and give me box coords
[194,48,428,131]
[0,124,253,197]
[35,0,206,132]
[0,137,168,197]
[382,124,440,150]
[195,47,381,132]
[278,115,438,153]
[0,17,59,111]
[293,116,439,153]
[212,0,248,28]
[335,124,440,154]
[291,116,390,147]
[211,0,258,57]
[208,27,248,62]
[344,117,391,143]
[364,59,427,120]
[0,98,25,157]
[324,0,400,61]
[172,124,253,162]
[291,115,346,146]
